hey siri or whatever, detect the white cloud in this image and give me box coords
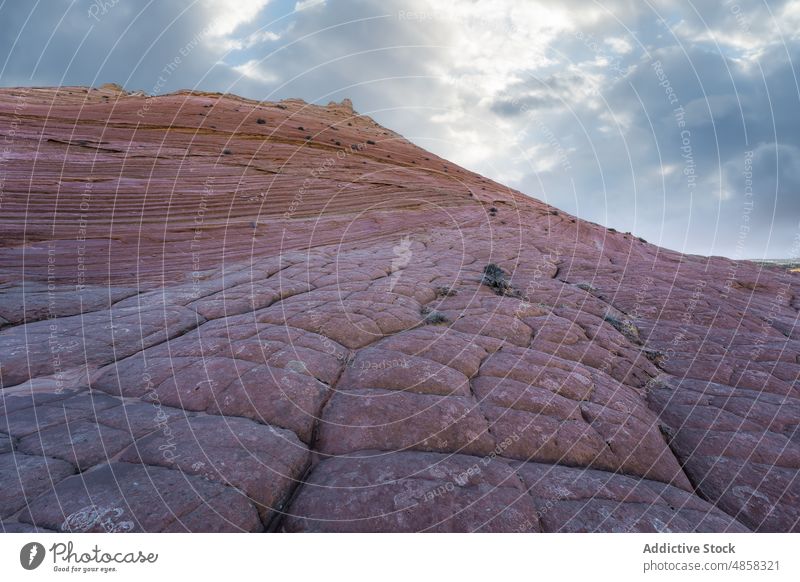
[665,1,791,63]
[204,0,271,38]
[422,1,585,101]
[218,28,282,52]
[295,0,326,12]
[779,0,800,39]
[605,36,632,54]
[519,141,576,174]
[233,58,277,83]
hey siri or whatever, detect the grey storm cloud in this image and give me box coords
[0,2,213,89]
[1,0,798,258]
[490,73,590,115]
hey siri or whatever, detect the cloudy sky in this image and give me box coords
[2,0,799,259]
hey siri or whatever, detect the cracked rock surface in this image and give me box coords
[0,86,797,532]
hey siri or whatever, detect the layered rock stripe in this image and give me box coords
[0,85,797,532]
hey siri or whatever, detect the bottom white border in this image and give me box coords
[1,533,796,581]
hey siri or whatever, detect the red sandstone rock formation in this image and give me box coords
[0,86,797,532]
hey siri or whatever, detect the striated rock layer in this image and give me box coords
[0,85,797,533]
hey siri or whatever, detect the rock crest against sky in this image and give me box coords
[2,0,800,258]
